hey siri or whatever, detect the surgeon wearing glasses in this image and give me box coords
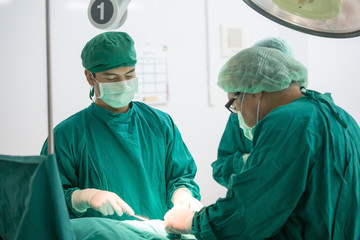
[164,37,360,239]
[211,37,295,189]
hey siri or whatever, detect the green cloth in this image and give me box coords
[211,113,252,187]
[0,154,75,240]
[71,218,196,240]
[71,218,169,240]
[41,102,200,221]
[192,89,360,239]
[81,31,137,73]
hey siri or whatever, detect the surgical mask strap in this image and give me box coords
[256,97,260,123]
[241,93,261,126]
[91,75,100,84]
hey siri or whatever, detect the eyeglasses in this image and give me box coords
[225,93,240,113]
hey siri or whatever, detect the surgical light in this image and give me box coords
[243,0,360,38]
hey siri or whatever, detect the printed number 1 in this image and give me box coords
[97,2,104,20]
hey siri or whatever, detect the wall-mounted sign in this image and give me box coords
[135,45,169,105]
[88,0,130,30]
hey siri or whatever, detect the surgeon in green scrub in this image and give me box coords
[41,31,202,221]
[212,38,295,187]
[164,38,360,239]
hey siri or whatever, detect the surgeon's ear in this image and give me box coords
[85,70,95,86]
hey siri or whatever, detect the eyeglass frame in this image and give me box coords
[225,93,241,113]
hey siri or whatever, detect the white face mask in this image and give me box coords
[92,77,138,108]
[237,93,261,141]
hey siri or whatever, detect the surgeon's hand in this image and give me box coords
[71,189,135,216]
[164,207,194,235]
[171,188,204,212]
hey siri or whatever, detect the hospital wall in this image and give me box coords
[1,0,359,205]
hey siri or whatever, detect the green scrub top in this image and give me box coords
[41,102,200,221]
[212,114,252,187]
[192,89,360,239]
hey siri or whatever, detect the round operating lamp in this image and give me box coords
[243,0,360,38]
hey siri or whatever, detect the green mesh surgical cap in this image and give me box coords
[217,38,307,93]
[81,31,137,73]
[253,37,294,57]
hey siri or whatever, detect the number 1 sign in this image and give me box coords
[88,0,130,30]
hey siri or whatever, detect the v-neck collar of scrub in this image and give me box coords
[89,102,134,124]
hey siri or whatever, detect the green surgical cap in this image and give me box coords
[217,39,308,94]
[81,31,137,73]
[253,37,294,57]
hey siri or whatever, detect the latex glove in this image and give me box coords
[171,188,203,212]
[71,189,134,216]
[164,207,194,235]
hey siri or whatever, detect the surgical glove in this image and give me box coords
[164,207,194,235]
[171,188,203,212]
[71,189,135,216]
